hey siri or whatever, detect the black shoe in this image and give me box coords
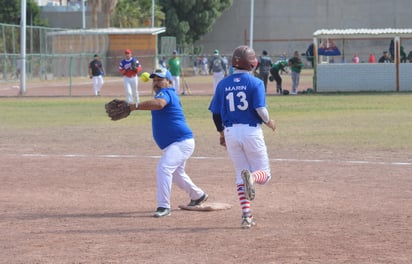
[187,193,208,206]
[153,207,171,218]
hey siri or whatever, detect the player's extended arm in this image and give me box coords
[130,98,167,111]
[106,98,167,121]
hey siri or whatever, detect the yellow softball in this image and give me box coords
[140,72,150,82]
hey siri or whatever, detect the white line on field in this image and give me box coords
[15,153,412,166]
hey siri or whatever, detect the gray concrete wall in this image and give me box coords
[41,11,106,29]
[195,0,412,59]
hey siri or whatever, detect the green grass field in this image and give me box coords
[1,94,411,160]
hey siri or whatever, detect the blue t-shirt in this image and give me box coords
[118,57,139,71]
[152,88,193,149]
[209,72,266,127]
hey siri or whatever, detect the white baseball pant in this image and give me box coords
[172,76,181,94]
[92,75,104,96]
[156,138,204,209]
[224,124,271,185]
[123,76,139,105]
[212,71,225,91]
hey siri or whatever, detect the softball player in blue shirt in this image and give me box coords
[130,68,208,218]
[209,45,276,228]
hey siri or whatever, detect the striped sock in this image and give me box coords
[237,184,252,217]
[253,170,270,184]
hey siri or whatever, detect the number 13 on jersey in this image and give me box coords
[226,91,249,112]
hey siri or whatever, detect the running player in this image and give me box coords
[208,45,276,229]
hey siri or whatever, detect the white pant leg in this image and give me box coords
[156,138,204,208]
[224,124,271,185]
[129,76,139,106]
[172,76,181,94]
[213,71,225,91]
[123,76,133,103]
[93,75,104,95]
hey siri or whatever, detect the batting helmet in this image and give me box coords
[231,45,258,71]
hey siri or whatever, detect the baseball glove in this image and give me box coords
[131,60,137,71]
[105,99,131,121]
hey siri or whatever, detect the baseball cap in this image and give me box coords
[172,50,178,55]
[214,49,219,55]
[150,68,172,81]
[93,54,99,57]
[262,50,268,55]
[125,49,132,54]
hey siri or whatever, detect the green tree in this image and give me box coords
[102,0,118,28]
[88,0,100,28]
[112,0,165,28]
[159,0,233,48]
[0,0,46,26]
[88,0,118,28]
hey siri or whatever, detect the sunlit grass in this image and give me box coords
[1,94,411,152]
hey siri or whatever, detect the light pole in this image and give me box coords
[82,0,86,29]
[249,0,254,48]
[20,0,27,95]
[152,0,155,27]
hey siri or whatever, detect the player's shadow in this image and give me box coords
[10,210,240,234]
[13,211,151,220]
[44,226,239,235]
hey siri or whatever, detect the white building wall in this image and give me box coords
[195,0,412,57]
[317,64,396,92]
[399,64,412,91]
[316,63,412,92]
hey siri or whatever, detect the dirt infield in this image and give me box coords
[1,73,412,263]
[2,145,411,263]
[0,70,314,97]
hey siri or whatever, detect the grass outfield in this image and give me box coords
[1,94,411,161]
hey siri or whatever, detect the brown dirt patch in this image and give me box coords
[0,71,314,97]
[1,72,411,263]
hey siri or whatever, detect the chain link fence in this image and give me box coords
[0,23,111,81]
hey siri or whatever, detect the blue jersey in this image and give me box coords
[151,88,193,149]
[209,72,266,127]
[118,57,139,71]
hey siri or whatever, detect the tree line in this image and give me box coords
[0,0,232,49]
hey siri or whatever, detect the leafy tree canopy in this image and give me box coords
[0,0,47,26]
[159,0,233,47]
[112,0,165,28]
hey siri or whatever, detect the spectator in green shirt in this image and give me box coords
[288,51,304,95]
[168,50,182,94]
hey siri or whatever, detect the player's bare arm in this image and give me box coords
[265,119,276,131]
[256,107,276,131]
[131,98,167,111]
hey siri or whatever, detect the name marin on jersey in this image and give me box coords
[225,85,247,92]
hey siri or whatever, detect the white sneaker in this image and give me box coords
[241,215,256,229]
[241,169,255,201]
